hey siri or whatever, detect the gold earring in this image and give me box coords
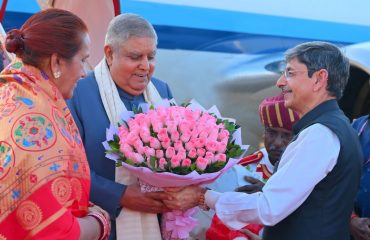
[53,71,61,79]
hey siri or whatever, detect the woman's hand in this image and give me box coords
[78,203,111,240]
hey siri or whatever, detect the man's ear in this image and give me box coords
[313,69,329,92]
[104,45,113,67]
[50,53,61,79]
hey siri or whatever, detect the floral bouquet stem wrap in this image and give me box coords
[104,99,247,239]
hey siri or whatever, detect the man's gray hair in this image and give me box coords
[285,41,350,99]
[105,13,158,51]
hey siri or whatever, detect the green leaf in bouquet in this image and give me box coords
[149,156,157,170]
[205,161,227,172]
[171,166,191,175]
[149,125,158,137]
[132,105,143,114]
[190,163,196,171]
[113,134,120,143]
[108,140,120,152]
[125,158,136,166]
[180,101,191,107]
[116,160,123,167]
[226,143,243,158]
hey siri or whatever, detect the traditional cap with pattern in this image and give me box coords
[259,94,299,131]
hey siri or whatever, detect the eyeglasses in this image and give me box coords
[282,70,308,79]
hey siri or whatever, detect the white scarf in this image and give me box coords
[95,58,162,240]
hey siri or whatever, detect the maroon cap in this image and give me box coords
[259,94,300,131]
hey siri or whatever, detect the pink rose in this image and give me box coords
[156,106,167,117]
[208,129,219,141]
[118,126,129,138]
[215,153,227,162]
[205,151,215,163]
[126,132,139,145]
[133,140,144,152]
[135,145,145,155]
[161,137,171,149]
[185,140,195,151]
[157,128,169,141]
[149,137,161,149]
[197,148,206,157]
[218,129,229,141]
[156,149,164,158]
[144,146,155,159]
[170,155,181,168]
[179,122,191,133]
[205,140,218,153]
[167,121,177,133]
[139,129,151,143]
[196,157,208,171]
[181,158,192,167]
[170,130,180,142]
[188,148,197,159]
[134,113,148,126]
[195,138,206,148]
[190,129,199,139]
[180,131,191,143]
[177,149,186,160]
[131,152,144,164]
[159,157,167,170]
[199,130,208,139]
[120,143,132,156]
[128,120,140,130]
[166,147,176,159]
[152,121,163,133]
[174,141,184,151]
[217,141,227,153]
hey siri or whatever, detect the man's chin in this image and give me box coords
[268,154,282,165]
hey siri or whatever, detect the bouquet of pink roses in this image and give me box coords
[104,99,247,239]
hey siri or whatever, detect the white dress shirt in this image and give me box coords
[205,123,340,230]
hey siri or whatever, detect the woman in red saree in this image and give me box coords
[0,9,109,239]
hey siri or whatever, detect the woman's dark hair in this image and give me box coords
[5,8,88,68]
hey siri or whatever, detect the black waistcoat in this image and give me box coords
[263,100,362,240]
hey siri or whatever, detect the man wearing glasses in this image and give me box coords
[205,93,300,240]
[164,41,363,240]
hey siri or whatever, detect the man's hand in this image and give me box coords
[235,176,265,194]
[163,186,201,211]
[350,217,370,240]
[239,228,262,240]
[120,185,172,213]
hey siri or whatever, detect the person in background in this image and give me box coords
[0,9,110,239]
[67,13,174,239]
[350,111,370,240]
[205,93,299,240]
[164,41,363,240]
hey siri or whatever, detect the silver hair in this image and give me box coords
[105,13,158,51]
[285,41,350,99]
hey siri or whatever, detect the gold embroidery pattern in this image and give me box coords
[16,201,42,230]
[70,178,82,201]
[51,177,72,205]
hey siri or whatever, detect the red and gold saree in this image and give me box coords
[0,60,90,239]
